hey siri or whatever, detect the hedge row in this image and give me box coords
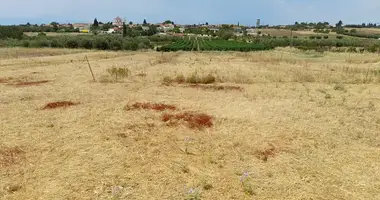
[0,35,153,50]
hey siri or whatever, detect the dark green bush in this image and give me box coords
[80,38,93,49]
[65,39,79,48]
[110,40,122,50]
[94,38,109,50]
[22,40,29,47]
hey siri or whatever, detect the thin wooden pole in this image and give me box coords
[85,55,96,82]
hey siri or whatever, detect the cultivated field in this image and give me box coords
[1,48,380,200]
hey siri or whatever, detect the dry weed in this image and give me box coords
[11,80,49,86]
[255,144,276,162]
[163,73,216,85]
[125,102,177,112]
[186,84,243,91]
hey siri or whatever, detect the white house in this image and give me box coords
[246,28,258,36]
[107,28,116,34]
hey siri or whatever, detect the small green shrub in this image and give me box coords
[37,32,46,37]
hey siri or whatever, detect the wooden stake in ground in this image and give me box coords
[85,55,96,82]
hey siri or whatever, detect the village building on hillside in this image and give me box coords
[72,23,91,32]
[113,16,123,27]
[246,28,258,36]
[157,23,175,32]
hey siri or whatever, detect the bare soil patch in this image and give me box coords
[42,101,78,110]
[0,146,26,167]
[161,112,213,129]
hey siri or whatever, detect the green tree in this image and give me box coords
[218,30,234,40]
[129,21,133,25]
[93,18,99,27]
[143,19,147,25]
[336,20,343,27]
[123,22,127,37]
[172,27,180,33]
[164,20,173,24]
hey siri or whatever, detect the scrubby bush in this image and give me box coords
[65,39,79,48]
[107,67,130,81]
[22,40,29,47]
[94,37,109,50]
[110,40,122,50]
[80,38,93,49]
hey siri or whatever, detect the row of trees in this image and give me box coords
[286,20,379,31]
[0,26,24,39]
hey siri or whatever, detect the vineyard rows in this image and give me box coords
[157,38,273,52]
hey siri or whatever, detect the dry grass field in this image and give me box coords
[260,29,331,37]
[1,47,380,200]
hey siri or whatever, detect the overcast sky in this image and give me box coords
[0,0,379,25]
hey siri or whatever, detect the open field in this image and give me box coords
[346,28,380,35]
[1,48,380,199]
[260,29,331,37]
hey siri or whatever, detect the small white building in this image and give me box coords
[107,28,116,34]
[246,28,258,36]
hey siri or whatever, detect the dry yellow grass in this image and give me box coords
[260,29,330,37]
[1,48,380,199]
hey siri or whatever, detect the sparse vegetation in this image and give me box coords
[106,67,130,82]
[11,80,49,86]
[125,102,177,111]
[2,48,380,200]
[163,73,216,85]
